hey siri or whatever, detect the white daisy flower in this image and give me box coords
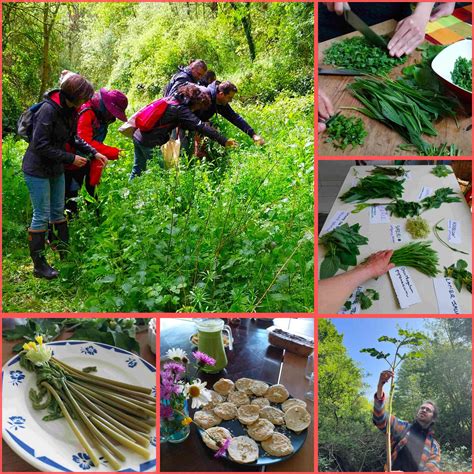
[184,379,212,409]
[166,347,188,362]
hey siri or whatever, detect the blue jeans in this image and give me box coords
[24,173,65,231]
[130,140,164,180]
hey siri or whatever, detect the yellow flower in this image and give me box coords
[181,417,193,426]
[23,342,37,351]
[35,335,43,345]
[23,335,52,366]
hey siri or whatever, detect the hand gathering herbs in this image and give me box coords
[20,337,155,470]
[390,241,439,277]
[370,165,406,177]
[319,223,368,279]
[323,36,406,75]
[406,217,430,239]
[325,113,367,150]
[344,288,379,310]
[444,259,472,292]
[433,219,469,255]
[451,57,472,91]
[340,174,405,203]
[431,164,454,177]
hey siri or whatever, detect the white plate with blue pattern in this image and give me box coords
[2,340,156,472]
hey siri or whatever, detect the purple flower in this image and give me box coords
[214,438,231,458]
[163,361,185,377]
[193,351,216,367]
[160,375,183,400]
[160,404,174,420]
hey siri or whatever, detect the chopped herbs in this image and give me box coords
[319,223,368,279]
[340,174,405,203]
[433,219,469,255]
[386,200,422,218]
[325,113,367,150]
[347,76,459,154]
[370,166,406,177]
[344,288,379,310]
[444,259,472,293]
[390,241,440,277]
[406,217,430,239]
[323,36,406,75]
[451,57,472,91]
[421,187,461,210]
[431,164,453,177]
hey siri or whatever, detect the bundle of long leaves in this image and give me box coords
[390,241,440,277]
[370,166,406,177]
[319,223,368,279]
[340,174,405,203]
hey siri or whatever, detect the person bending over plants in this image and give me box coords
[22,70,108,280]
[130,83,237,179]
[374,370,441,472]
[65,87,129,216]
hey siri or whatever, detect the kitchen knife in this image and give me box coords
[318,67,363,76]
[343,9,388,49]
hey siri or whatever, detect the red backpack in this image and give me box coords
[135,97,178,132]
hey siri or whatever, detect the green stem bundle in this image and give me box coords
[390,241,440,277]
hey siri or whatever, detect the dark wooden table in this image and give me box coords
[2,322,156,472]
[159,318,314,473]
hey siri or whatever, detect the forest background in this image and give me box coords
[2,2,314,312]
[318,318,472,472]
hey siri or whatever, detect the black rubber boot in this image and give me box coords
[28,231,58,280]
[51,221,69,260]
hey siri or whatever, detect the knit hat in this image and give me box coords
[99,88,128,122]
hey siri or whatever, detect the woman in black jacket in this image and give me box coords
[130,83,237,179]
[22,71,107,279]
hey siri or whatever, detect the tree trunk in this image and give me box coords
[231,3,256,62]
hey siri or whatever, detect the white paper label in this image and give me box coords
[389,266,421,309]
[404,170,412,180]
[351,177,360,187]
[448,220,461,244]
[390,224,408,243]
[321,210,349,235]
[370,205,390,224]
[417,186,433,201]
[338,286,363,314]
[433,277,461,314]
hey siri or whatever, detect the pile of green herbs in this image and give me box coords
[444,259,472,292]
[451,57,472,91]
[390,241,439,277]
[3,318,149,354]
[20,350,155,470]
[431,164,453,177]
[344,288,379,310]
[370,165,406,177]
[323,36,406,75]
[319,223,368,279]
[340,174,405,203]
[406,217,430,239]
[325,113,367,150]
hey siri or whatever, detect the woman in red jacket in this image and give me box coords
[64,88,128,215]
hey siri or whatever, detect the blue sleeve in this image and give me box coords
[217,104,255,137]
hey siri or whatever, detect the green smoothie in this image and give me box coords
[198,328,228,373]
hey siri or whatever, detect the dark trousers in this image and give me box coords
[64,163,96,216]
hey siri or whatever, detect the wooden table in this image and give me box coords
[2,324,156,472]
[317,164,472,314]
[160,318,314,472]
[318,20,472,156]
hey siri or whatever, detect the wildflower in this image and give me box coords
[166,348,188,362]
[184,379,212,409]
[163,361,185,377]
[160,404,174,421]
[181,416,193,426]
[193,351,216,367]
[160,377,183,400]
[22,336,52,366]
[214,438,231,458]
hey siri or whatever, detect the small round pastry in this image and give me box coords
[235,377,255,394]
[228,390,250,406]
[284,405,311,433]
[213,378,235,396]
[237,404,260,425]
[265,384,289,403]
[203,390,225,409]
[250,380,269,396]
[261,432,294,457]
[201,427,233,451]
[247,418,274,441]
[260,406,285,425]
[251,397,271,409]
[227,436,259,464]
[281,398,307,413]
[214,402,238,421]
[193,410,222,429]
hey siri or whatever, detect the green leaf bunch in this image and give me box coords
[386,199,422,218]
[325,113,367,150]
[340,174,405,203]
[421,187,461,210]
[390,241,440,277]
[344,288,379,310]
[451,57,472,92]
[444,259,472,293]
[431,165,454,177]
[319,223,368,279]
[370,165,406,177]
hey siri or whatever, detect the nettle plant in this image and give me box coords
[361,329,427,472]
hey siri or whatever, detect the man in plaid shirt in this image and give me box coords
[373,370,441,472]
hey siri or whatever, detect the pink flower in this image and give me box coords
[214,438,231,458]
[160,404,174,420]
[193,351,216,367]
[164,361,185,377]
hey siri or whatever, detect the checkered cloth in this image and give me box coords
[425,4,472,45]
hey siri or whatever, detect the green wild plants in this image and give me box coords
[406,217,430,239]
[325,113,367,150]
[319,223,368,279]
[340,174,405,203]
[360,329,427,472]
[344,288,379,310]
[421,187,461,210]
[444,259,472,293]
[390,241,440,277]
[385,200,422,218]
[431,164,454,177]
[370,166,406,177]
[432,219,469,255]
[451,57,472,91]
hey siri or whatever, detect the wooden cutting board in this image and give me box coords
[318,20,472,156]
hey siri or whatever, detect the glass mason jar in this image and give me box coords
[160,399,190,444]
